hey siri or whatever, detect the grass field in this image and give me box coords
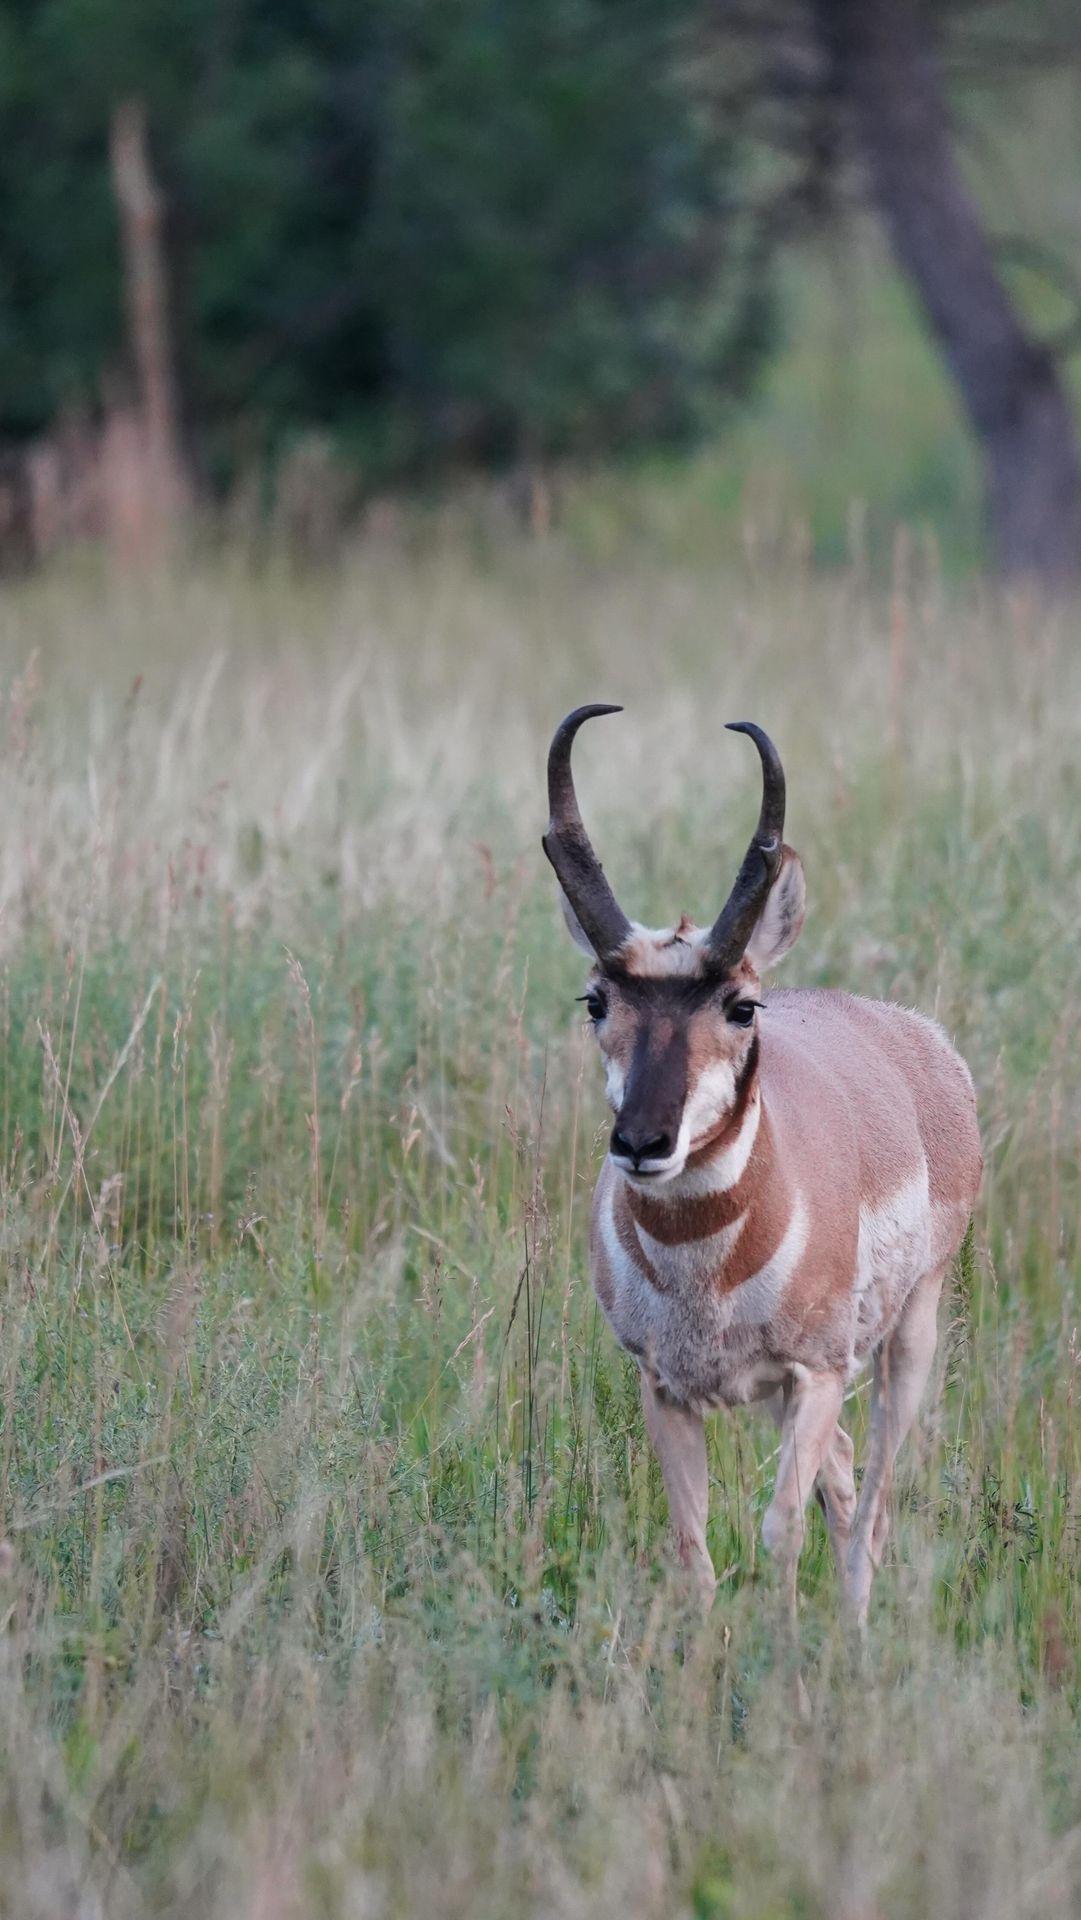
[0,535,1077,1918]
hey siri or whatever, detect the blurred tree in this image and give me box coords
[717,0,1081,580]
[110,96,191,550]
[0,0,774,482]
[1,0,1078,579]
[366,0,773,465]
[0,0,389,474]
[812,0,1081,582]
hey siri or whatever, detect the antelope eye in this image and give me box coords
[728,999,758,1027]
[578,988,608,1023]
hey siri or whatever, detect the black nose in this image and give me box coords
[611,1126,672,1168]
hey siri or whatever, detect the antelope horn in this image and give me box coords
[705,722,786,971]
[542,705,632,964]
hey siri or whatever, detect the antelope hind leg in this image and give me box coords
[764,1391,856,1581]
[845,1262,946,1630]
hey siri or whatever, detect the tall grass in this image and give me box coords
[0,535,1077,1917]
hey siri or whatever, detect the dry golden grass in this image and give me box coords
[0,535,1076,1917]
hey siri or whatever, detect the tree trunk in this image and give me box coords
[813,0,1081,584]
[109,98,190,559]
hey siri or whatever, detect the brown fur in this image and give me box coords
[570,892,981,1632]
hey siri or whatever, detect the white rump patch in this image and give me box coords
[728,1191,810,1328]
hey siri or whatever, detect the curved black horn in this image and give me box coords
[542,705,632,963]
[705,722,786,972]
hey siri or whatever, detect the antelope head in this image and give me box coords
[543,706,806,1185]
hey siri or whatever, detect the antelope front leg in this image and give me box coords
[640,1369,715,1612]
[816,1422,857,1572]
[762,1367,845,1634]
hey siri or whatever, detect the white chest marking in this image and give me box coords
[687,1092,761,1195]
[727,1190,810,1328]
[635,1213,746,1287]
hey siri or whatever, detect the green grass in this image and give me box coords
[0,538,1077,1916]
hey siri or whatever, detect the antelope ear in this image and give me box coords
[744,846,805,972]
[558,888,599,958]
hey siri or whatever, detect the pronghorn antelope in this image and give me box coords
[543,706,980,1630]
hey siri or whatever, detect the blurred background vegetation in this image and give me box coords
[1,0,1081,577]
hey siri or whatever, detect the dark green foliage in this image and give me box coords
[0,0,773,477]
[367,0,772,463]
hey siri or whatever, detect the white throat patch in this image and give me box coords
[683,1091,761,1195]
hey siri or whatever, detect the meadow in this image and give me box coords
[0,528,1077,1918]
